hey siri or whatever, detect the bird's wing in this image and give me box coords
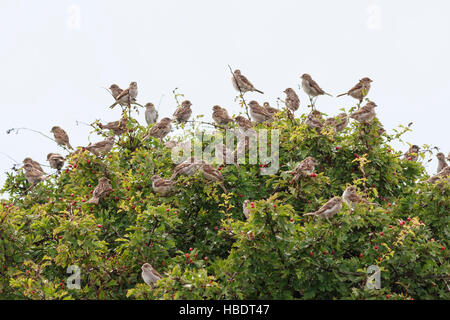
[237,74,255,89]
[115,87,129,100]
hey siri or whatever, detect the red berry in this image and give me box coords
[185,253,190,259]
[309,251,314,256]
[310,173,317,178]
[386,294,391,299]
[336,146,341,150]
[97,224,102,228]
[189,247,193,251]
[354,153,359,158]
[166,208,170,212]
[389,225,393,229]
[380,232,384,236]
[374,246,378,250]
[323,251,328,255]
[189,259,193,264]
[204,256,209,261]
[441,246,445,251]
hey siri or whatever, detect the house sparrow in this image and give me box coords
[301,74,332,98]
[263,102,280,116]
[214,143,240,169]
[349,101,377,123]
[173,100,192,123]
[109,84,123,99]
[232,69,264,94]
[234,116,253,130]
[85,137,115,157]
[436,152,448,173]
[170,157,201,180]
[243,200,251,219]
[292,156,318,183]
[283,88,300,112]
[23,157,44,173]
[51,126,73,150]
[141,263,162,287]
[337,77,373,102]
[325,113,348,132]
[145,103,158,125]
[342,186,368,208]
[427,166,450,184]
[304,196,343,222]
[87,177,112,205]
[99,117,128,136]
[151,175,175,196]
[212,105,232,126]
[199,162,227,192]
[114,82,138,106]
[305,112,323,129]
[144,118,172,141]
[23,163,46,184]
[248,100,273,123]
[46,153,65,171]
[403,145,420,162]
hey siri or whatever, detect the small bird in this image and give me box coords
[173,100,193,123]
[350,101,377,123]
[109,84,123,99]
[243,200,251,219]
[51,126,73,150]
[170,157,201,180]
[232,69,264,94]
[212,105,232,126]
[87,177,112,205]
[324,113,348,132]
[248,100,273,123]
[199,162,227,193]
[145,103,159,125]
[144,118,172,141]
[436,152,448,173]
[447,152,450,162]
[342,186,369,208]
[214,143,240,170]
[114,82,138,106]
[141,263,162,287]
[23,163,46,185]
[301,74,332,103]
[85,137,115,157]
[337,77,373,102]
[263,102,280,116]
[151,175,175,196]
[46,153,65,171]
[427,166,450,184]
[292,156,318,183]
[284,88,300,112]
[304,196,343,223]
[99,118,128,136]
[234,115,253,130]
[305,111,323,130]
[23,157,44,173]
[403,145,420,162]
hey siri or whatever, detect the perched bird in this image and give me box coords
[403,145,420,162]
[212,105,232,126]
[23,157,44,173]
[51,126,73,150]
[234,115,253,130]
[349,101,377,123]
[292,156,318,183]
[173,100,192,123]
[324,113,348,132]
[243,200,251,219]
[23,163,46,185]
[199,162,227,192]
[99,117,128,136]
[305,111,323,130]
[144,118,172,141]
[284,88,300,112]
[151,175,175,196]
[141,263,162,287]
[170,157,201,180]
[263,102,280,116]
[304,196,343,222]
[114,81,138,106]
[301,74,332,99]
[427,166,450,184]
[436,152,448,173]
[377,126,386,136]
[46,153,65,171]
[85,137,115,157]
[87,177,112,205]
[109,84,123,99]
[337,77,373,102]
[248,100,273,123]
[232,69,264,94]
[145,103,159,125]
[214,143,240,170]
[447,152,450,162]
[342,186,368,208]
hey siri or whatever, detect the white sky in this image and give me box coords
[1,0,449,189]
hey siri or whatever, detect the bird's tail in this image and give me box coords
[303,212,316,216]
[87,197,99,205]
[67,143,73,150]
[255,89,264,94]
[336,93,347,97]
[325,92,333,97]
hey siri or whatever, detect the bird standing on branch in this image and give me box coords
[23,163,46,185]
[143,118,172,141]
[141,263,162,287]
[87,177,112,205]
[51,126,73,150]
[337,77,373,103]
[304,196,343,223]
[173,100,192,123]
[145,103,158,125]
[436,152,448,173]
[109,82,138,108]
[212,105,233,126]
[85,137,115,157]
[301,73,332,106]
[349,101,377,123]
[47,153,65,171]
[232,69,264,94]
[342,186,369,208]
[151,175,175,196]
[248,100,273,123]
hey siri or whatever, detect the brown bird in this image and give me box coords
[85,137,115,157]
[324,113,348,132]
[109,84,123,99]
[305,111,324,130]
[234,115,253,130]
[301,73,332,106]
[304,196,343,223]
[427,166,450,184]
[212,105,232,126]
[143,117,172,141]
[87,177,112,205]
[173,100,192,123]
[141,263,162,287]
[232,69,264,94]
[151,175,175,196]
[145,103,159,125]
[23,157,44,173]
[46,153,65,171]
[447,152,450,162]
[99,118,128,136]
[436,152,448,173]
[403,145,420,162]
[23,163,46,185]
[292,156,318,183]
[109,82,138,108]
[243,200,251,219]
[170,157,201,180]
[284,88,300,112]
[248,100,273,123]
[263,102,280,116]
[214,143,240,170]
[342,186,369,208]
[337,77,373,102]
[199,162,227,193]
[349,101,377,123]
[51,126,73,150]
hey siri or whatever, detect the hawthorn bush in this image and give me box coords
[0,101,448,300]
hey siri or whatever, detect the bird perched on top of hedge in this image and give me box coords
[324,113,348,132]
[23,163,46,185]
[427,166,450,184]
[232,69,264,94]
[85,137,115,157]
[51,126,73,150]
[151,175,175,196]
[87,177,112,205]
[99,117,128,136]
[143,117,172,141]
[403,145,420,162]
[47,153,65,171]
[23,157,44,173]
[170,157,201,180]
[212,105,232,126]
[173,100,193,123]
[436,152,448,173]
[283,88,300,113]
[199,161,227,193]
[263,102,280,116]
[248,100,273,123]
[304,196,343,223]
[234,115,253,131]
[145,103,158,125]
[110,81,138,108]
[337,77,373,103]
[301,74,332,101]
[292,156,318,183]
[350,101,377,123]
[141,263,162,287]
